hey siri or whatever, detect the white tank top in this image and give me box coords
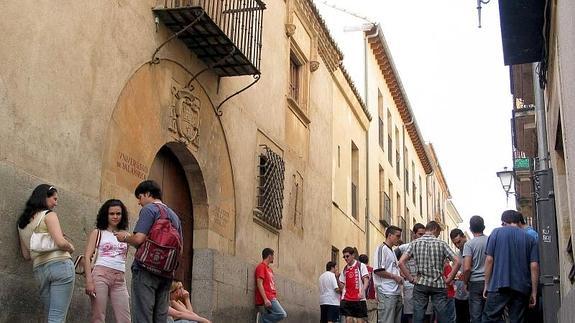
[93,230,128,272]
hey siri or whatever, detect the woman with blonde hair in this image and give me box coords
[83,199,131,323]
[17,184,75,323]
[168,280,212,323]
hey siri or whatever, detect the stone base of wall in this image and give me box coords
[0,162,320,322]
[559,287,575,323]
[192,249,319,323]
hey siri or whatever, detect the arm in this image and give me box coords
[362,274,370,295]
[84,229,100,296]
[256,278,271,307]
[169,305,211,323]
[445,256,460,285]
[44,212,74,253]
[19,234,31,260]
[115,231,146,247]
[529,262,539,308]
[398,253,415,283]
[483,255,494,298]
[463,256,472,284]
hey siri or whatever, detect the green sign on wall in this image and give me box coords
[514,158,531,170]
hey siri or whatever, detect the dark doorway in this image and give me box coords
[149,146,194,289]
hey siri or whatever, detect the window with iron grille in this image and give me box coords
[289,54,301,105]
[412,182,417,204]
[405,169,409,194]
[388,135,393,165]
[331,246,340,268]
[383,192,391,226]
[396,150,401,178]
[379,117,384,149]
[255,146,285,230]
[351,183,358,219]
[400,216,407,242]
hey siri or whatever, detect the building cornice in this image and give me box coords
[365,25,433,175]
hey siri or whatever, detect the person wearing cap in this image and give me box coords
[483,210,539,323]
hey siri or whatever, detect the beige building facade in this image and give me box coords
[0,0,375,321]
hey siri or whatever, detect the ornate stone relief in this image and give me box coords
[168,86,200,149]
[309,60,320,72]
[285,23,296,37]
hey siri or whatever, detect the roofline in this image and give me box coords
[426,143,452,198]
[364,25,433,174]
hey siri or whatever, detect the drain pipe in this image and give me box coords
[364,26,379,255]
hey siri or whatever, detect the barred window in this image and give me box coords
[255,146,285,230]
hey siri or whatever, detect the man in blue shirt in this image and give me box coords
[519,214,539,242]
[483,210,539,323]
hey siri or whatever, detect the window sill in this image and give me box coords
[287,97,311,125]
[252,209,280,234]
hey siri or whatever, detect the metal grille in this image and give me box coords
[387,135,393,165]
[351,183,358,218]
[256,146,285,230]
[383,192,391,226]
[157,0,265,75]
[378,117,384,149]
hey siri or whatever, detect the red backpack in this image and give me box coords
[135,203,182,278]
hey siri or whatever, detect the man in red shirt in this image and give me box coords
[255,248,287,322]
[339,247,369,322]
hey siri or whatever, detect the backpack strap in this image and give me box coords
[154,203,168,219]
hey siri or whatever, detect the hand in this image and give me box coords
[483,287,488,299]
[529,292,537,308]
[445,276,454,285]
[182,288,190,299]
[394,275,404,285]
[114,231,130,242]
[264,299,272,308]
[85,281,96,298]
[66,242,75,253]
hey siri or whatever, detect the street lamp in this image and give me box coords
[496,166,515,204]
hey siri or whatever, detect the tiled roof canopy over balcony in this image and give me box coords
[154,0,266,77]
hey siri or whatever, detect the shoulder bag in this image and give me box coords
[29,211,59,252]
[74,230,102,275]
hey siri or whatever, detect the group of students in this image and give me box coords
[318,211,539,323]
[17,181,211,323]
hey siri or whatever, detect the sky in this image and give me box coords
[314,0,515,234]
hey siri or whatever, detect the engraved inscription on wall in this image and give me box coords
[116,152,148,180]
[212,206,231,236]
[168,85,201,149]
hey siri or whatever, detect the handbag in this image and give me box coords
[74,230,101,275]
[29,211,59,252]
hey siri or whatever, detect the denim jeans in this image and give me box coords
[413,284,454,323]
[468,281,486,323]
[483,288,529,323]
[257,299,287,323]
[376,289,402,323]
[91,265,131,323]
[131,266,172,323]
[33,259,75,323]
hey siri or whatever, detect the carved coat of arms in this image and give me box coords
[169,86,200,147]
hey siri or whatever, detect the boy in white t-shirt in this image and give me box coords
[319,261,341,323]
[373,225,404,323]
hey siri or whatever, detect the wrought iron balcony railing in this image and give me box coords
[154,0,266,77]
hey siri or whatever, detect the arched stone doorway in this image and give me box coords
[99,60,237,302]
[149,144,194,289]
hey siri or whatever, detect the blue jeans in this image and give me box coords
[468,281,486,323]
[33,259,75,323]
[413,284,454,323]
[482,288,529,323]
[258,299,287,323]
[131,266,172,323]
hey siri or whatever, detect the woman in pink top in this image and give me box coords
[83,199,130,323]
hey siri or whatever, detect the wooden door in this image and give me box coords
[149,146,193,289]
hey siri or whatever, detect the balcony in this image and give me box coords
[153,0,265,77]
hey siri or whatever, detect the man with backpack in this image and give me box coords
[115,180,183,323]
